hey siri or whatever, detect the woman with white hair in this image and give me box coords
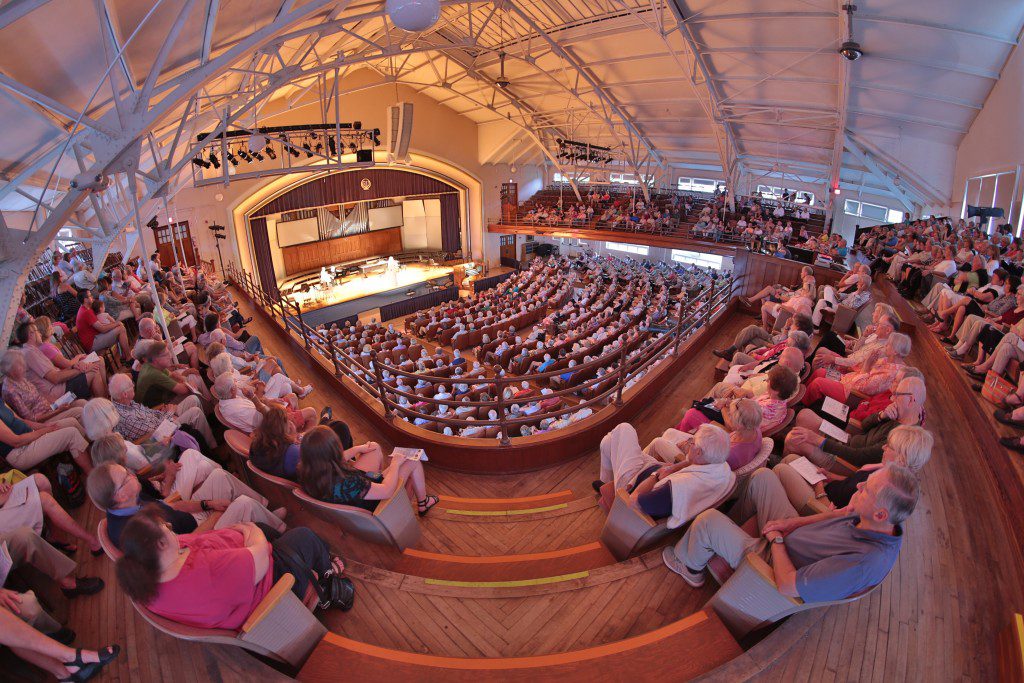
[0,349,87,432]
[774,424,932,511]
[647,398,765,471]
[81,398,192,469]
[787,375,926,471]
[802,332,912,406]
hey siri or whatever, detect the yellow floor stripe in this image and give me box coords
[424,571,590,588]
[443,503,568,516]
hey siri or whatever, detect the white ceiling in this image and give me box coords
[0,0,1021,224]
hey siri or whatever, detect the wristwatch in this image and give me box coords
[770,535,785,544]
[200,500,210,512]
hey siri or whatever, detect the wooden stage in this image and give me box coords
[280,262,455,314]
[45,283,1024,682]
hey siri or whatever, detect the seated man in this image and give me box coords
[594,422,736,526]
[108,373,215,450]
[662,464,918,603]
[811,276,871,327]
[212,373,315,434]
[729,330,812,370]
[713,314,813,362]
[74,290,129,362]
[87,459,286,549]
[717,346,804,394]
[136,317,198,369]
[135,342,209,408]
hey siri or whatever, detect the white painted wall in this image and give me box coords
[951,44,1024,226]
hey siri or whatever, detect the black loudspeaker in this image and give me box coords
[356,149,373,163]
[967,205,1005,219]
[535,243,554,256]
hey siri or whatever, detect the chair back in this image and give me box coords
[291,486,421,549]
[762,409,795,438]
[97,519,122,561]
[224,430,252,458]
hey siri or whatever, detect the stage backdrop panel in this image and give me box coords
[368,205,403,231]
[276,217,320,247]
[281,227,402,275]
[425,198,442,251]
[401,200,428,250]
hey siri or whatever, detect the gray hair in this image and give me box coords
[213,373,236,400]
[0,349,24,376]
[90,433,128,467]
[787,330,811,353]
[728,398,763,432]
[876,464,920,525]
[209,352,235,378]
[886,426,933,472]
[82,398,120,440]
[108,373,134,397]
[85,463,121,510]
[887,332,912,358]
[691,423,731,465]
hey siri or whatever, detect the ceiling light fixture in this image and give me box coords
[838,4,863,61]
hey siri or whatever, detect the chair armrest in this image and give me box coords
[241,574,295,634]
[372,477,421,549]
[740,553,803,607]
[165,491,182,503]
[196,510,223,532]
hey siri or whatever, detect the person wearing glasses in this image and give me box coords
[785,376,926,472]
[86,457,286,549]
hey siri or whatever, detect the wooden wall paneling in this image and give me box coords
[281,228,403,275]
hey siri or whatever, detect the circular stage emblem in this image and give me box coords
[360,178,372,191]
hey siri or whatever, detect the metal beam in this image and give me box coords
[825,0,851,226]
[843,133,918,212]
[200,0,220,65]
[0,0,51,32]
[856,12,1019,45]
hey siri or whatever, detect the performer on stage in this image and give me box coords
[320,266,332,287]
[386,256,400,287]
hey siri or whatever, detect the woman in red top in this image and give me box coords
[115,506,343,630]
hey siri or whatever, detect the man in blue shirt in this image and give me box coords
[662,464,917,603]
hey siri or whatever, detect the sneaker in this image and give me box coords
[61,576,104,598]
[298,384,314,398]
[711,348,733,360]
[1000,436,1024,453]
[319,406,333,423]
[662,547,705,587]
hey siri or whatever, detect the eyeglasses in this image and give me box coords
[891,392,913,398]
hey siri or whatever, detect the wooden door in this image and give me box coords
[499,234,517,267]
[152,221,196,268]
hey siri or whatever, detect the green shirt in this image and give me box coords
[136,363,178,408]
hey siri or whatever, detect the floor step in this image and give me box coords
[392,541,616,583]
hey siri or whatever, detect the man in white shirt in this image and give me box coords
[212,373,316,434]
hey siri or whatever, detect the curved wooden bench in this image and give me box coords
[297,609,741,682]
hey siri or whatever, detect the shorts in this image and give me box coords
[91,327,121,352]
[67,372,91,399]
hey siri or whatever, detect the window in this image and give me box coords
[553,172,590,183]
[679,177,723,193]
[887,209,905,223]
[671,249,724,270]
[845,199,897,222]
[605,242,649,256]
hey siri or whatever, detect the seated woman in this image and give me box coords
[597,422,735,529]
[209,352,310,402]
[802,332,911,406]
[677,365,798,434]
[774,424,932,512]
[646,398,764,471]
[13,322,106,401]
[785,376,926,471]
[115,506,342,629]
[0,349,87,433]
[0,607,119,683]
[297,426,438,515]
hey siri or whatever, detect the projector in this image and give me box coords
[839,40,863,61]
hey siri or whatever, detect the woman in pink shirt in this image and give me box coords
[802,333,911,406]
[115,506,344,630]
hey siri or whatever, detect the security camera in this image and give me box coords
[839,40,863,61]
[495,76,510,89]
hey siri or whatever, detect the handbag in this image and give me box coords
[276,546,355,612]
[981,370,1015,405]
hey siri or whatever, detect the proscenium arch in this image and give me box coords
[227,151,484,284]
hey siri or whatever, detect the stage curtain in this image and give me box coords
[249,216,279,297]
[439,193,461,255]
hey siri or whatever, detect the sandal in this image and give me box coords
[60,645,120,682]
[417,494,440,516]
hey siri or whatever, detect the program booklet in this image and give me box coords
[821,396,850,420]
[818,420,850,443]
[392,447,429,462]
[151,419,177,443]
[50,391,76,411]
[789,456,827,485]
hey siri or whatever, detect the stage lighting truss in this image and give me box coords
[190,123,382,184]
[553,138,617,166]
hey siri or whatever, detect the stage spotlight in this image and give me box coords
[354,121,362,130]
[328,137,336,155]
[314,141,323,153]
[227,151,238,166]
[288,145,301,158]
[265,145,277,160]
[191,157,210,169]
[238,149,252,162]
[252,150,264,161]
[348,142,357,152]
[386,0,440,32]
[302,141,313,158]
[372,132,381,146]
[208,152,220,169]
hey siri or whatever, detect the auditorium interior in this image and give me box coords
[0,0,1023,681]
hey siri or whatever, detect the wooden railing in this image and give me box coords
[226,262,732,445]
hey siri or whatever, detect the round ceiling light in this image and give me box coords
[386,0,441,32]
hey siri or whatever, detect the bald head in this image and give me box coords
[777,347,804,374]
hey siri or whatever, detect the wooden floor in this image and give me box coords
[42,289,1024,681]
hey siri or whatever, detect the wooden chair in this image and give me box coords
[706,550,880,639]
[786,385,806,407]
[215,403,248,433]
[600,482,737,561]
[246,460,299,510]
[291,485,421,550]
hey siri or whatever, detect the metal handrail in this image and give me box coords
[226,262,732,442]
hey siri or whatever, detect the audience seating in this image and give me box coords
[292,485,422,550]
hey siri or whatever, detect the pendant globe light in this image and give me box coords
[386,0,441,32]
